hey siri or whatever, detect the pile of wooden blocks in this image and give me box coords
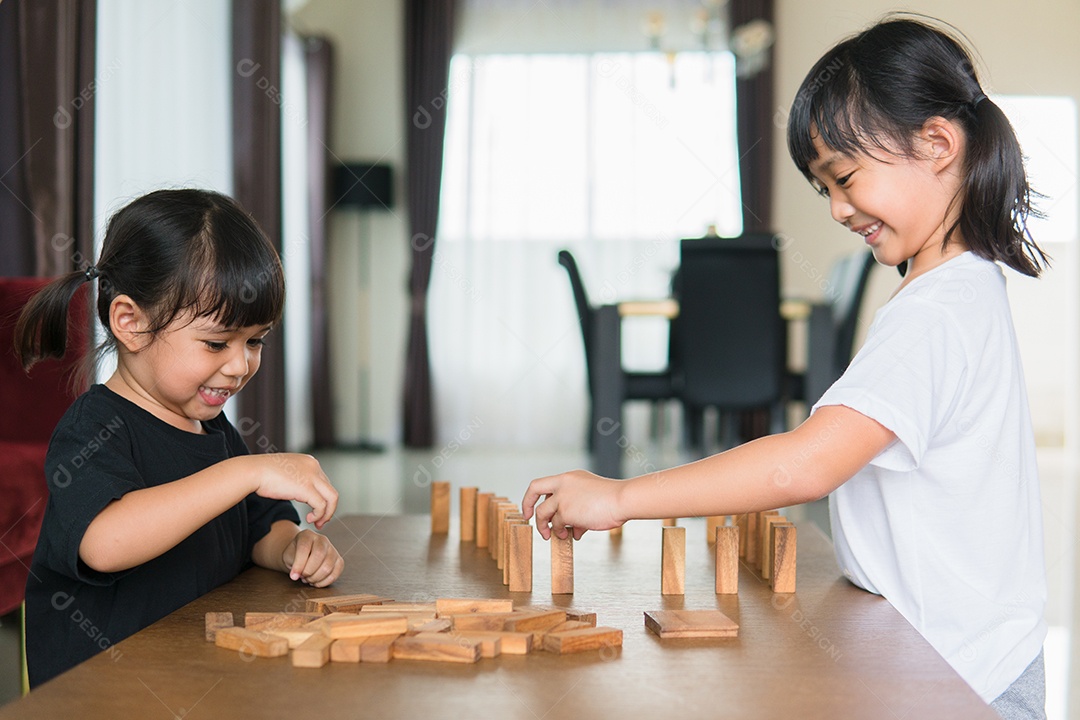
[661,512,797,596]
[206,595,622,666]
[430,482,575,596]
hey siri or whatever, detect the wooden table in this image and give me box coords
[1,514,995,719]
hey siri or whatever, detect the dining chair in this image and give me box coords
[788,249,877,407]
[673,234,787,451]
[557,250,675,449]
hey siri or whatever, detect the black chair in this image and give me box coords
[790,249,877,407]
[557,250,675,449]
[673,234,787,451]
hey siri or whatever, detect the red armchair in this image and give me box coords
[0,278,89,616]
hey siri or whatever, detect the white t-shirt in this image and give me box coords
[813,252,1046,702]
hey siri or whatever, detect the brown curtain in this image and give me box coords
[232,0,286,452]
[402,0,457,448]
[304,35,336,449]
[0,0,95,278]
[730,0,775,234]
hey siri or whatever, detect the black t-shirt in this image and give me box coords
[25,384,299,687]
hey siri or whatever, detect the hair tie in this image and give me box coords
[971,92,987,110]
[84,265,99,282]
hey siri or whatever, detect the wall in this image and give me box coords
[772,1,1080,447]
[290,0,410,447]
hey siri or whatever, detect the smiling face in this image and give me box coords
[106,304,271,433]
[806,119,969,280]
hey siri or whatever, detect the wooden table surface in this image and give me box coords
[1,514,996,719]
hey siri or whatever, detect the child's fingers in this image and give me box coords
[306,555,345,588]
[521,477,557,521]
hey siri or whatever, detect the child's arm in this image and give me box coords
[522,405,895,540]
[251,520,345,587]
[79,453,338,573]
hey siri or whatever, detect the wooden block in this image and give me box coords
[448,633,501,658]
[360,602,436,614]
[204,612,233,642]
[453,630,533,654]
[306,594,390,614]
[431,481,451,534]
[405,613,445,630]
[736,513,748,558]
[495,505,519,568]
[508,522,533,592]
[706,516,726,544]
[359,634,400,663]
[214,627,288,658]
[311,613,410,639]
[715,525,739,595]
[662,518,678,527]
[564,610,596,626]
[661,526,686,595]
[411,618,453,634]
[543,627,623,654]
[460,486,478,542]
[609,525,623,536]
[489,499,510,559]
[392,633,481,664]
[503,610,567,633]
[551,533,574,595]
[262,629,316,649]
[292,634,334,668]
[544,620,593,635]
[771,522,797,593]
[244,612,322,631]
[644,609,739,638]
[436,598,514,616]
[759,514,784,580]
[330,637,366,663]
[450,613,512,632]
[501,513,524,580]
[745,512,760,566]
[475,492,494,547]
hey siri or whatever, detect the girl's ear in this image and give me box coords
[109,295,152,353]
[919,116,964,174]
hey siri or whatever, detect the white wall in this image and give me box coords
[290,0,410,446]
[772,1,1080,447]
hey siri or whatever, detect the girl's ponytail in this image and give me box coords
[955,95,1048,277]
[15,270,94,370]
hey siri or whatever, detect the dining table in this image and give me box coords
[0,512,996,719]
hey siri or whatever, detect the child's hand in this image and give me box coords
[282,529,344,587]
[245,454,339,529]
[522,470,624,540]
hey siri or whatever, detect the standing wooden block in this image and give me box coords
[436,598,513,616]
[431,481,451,534]
[214,627,288,658]
[501,513,524,579]
[736,513,748,558]
[359,634,400,663]
[493,503,517,563]
[392,633,481,664]
[771,522,797,593]
[204,612,233,641]
[488,498,510,558]
[508,523,533,592]
[715,525,739,594]
[475,492,494,547]
[661,526,686,595]
[662,518,678,527]
[330,637,366,663]
[745,512,761,567]
[609,526,623,537]
[759,514,785,580]
[460,486,478,542]
[551,533,574,595]
[292,634,334,668]
[706,516,726,544]
[542,627,623,654]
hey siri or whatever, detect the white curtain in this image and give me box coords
[430,50,740,447]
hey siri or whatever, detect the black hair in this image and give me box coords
[16,188,285,372]
[786,14,1048,277]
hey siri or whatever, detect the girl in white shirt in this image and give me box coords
[522,15,1049,718]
